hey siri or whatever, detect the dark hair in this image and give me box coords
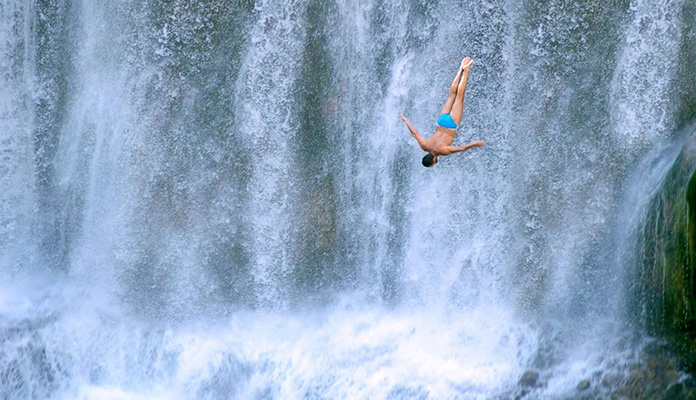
[422,153,435,167]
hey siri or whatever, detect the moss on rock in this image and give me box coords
[637,130,696,371]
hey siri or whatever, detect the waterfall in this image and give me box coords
[0,0,38,278]
[1,0,694,398]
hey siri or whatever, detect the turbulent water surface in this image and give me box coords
[1,0,695,398]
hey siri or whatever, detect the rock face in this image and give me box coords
[636,128,696,371]
[576,379,590,391]
[518,370,539,387]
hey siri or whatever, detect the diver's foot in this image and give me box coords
[461,57,473,71]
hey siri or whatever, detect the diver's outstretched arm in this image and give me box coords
[400,114,427,151]
[440,140,485,155]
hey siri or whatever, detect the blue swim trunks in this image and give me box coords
[437,113,458,129]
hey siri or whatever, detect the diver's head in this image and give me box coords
[422,153,437,167]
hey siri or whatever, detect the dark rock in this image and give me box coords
[611,341,696,399]
[577,379,591,391]
[617,370,646,398]
[665,382,684,400]
[635,126,696,373]
[518,370,539,387]
[514,388,529,400]
[601,372,622,388]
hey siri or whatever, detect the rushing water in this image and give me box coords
[1,0,695,398]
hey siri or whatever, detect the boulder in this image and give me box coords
[518,370,539,387]
[576,379,591,391]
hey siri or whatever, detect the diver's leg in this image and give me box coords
[449,57,473,125]
[439,58,468,115]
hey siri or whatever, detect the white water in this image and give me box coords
[1,0,693,398]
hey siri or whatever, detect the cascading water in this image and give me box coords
[1,0,694,398]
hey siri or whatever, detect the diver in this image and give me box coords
[400,56,485,167]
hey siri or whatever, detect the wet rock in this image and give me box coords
[664,382,684,400]
[513,389,529,400]
[611,342,696,399]
[617,369,647,399]
[518,370,539,387]
[636,127,696,373]
[601,372,622,388]
[576,379,590,391]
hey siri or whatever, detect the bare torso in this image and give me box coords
[421,126,457,156]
